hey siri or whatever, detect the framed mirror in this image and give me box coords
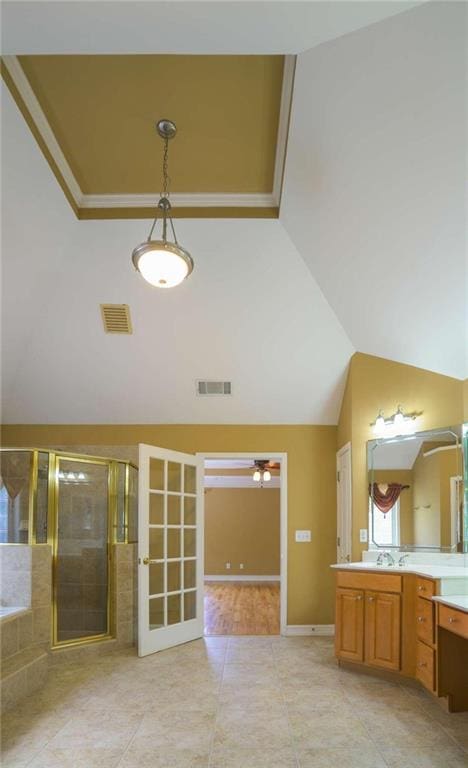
[367,426,465,552]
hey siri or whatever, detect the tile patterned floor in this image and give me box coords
[1,636,468,767]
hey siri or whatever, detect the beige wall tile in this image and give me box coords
[1,617,19,659]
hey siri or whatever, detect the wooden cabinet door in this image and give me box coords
[335,588,364,662]
[365,591,401,671]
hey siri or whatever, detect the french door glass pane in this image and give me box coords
[149,528,164,559]
[168,462,181,492]
[149,459,165,490]
[167,593,181,625]
[168,528,181,558]
[149,562,164,596]
[184,591,197,621]
[168,495,181,525]
[167,561,181,592]
[184,465,196,494]
[184,560,196,589]
[184,496,196,525]
[150,493,164,525]
[149,596,164,629]
[184,528,196,557]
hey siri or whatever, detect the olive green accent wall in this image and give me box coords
[464,379,468,421]
[205,488,280,576]
[337,353,464,559]
[1,424,337,625]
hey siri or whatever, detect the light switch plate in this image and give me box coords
[295,530,311,543]
[360,529,368,543]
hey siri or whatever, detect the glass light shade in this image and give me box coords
[263,470,271,482]
[132,241,194,288]
[374,414,386,435]
[393,408,405,433]
[253,470,261,482]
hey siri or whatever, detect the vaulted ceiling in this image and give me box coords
[1,1,465,425]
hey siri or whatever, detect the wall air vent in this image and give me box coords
[197,380,232,396]
[100,304,133,334]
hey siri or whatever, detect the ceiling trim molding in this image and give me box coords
[2,55,83,206]
[204,475,281,489]
[80,192,276,209]
[273,55,296,206]
[2,53,294,219]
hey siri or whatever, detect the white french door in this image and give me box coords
[137,444,204,656]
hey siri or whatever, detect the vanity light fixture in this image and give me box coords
[371,406,422,437]
[132,119,194,289]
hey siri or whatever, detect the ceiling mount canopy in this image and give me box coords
[132,119,194,288]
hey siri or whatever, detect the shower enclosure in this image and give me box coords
[0,448,137,647]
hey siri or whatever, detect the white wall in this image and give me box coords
[1,80,353,424]
[282,2,467,380]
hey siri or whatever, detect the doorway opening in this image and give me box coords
[198,452,287,636]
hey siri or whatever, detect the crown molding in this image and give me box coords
[3,54,295,215]
[273,55,296,206]
[80,192,276,209]
[2,55,83,206]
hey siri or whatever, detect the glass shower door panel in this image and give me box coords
[56,460,109,643]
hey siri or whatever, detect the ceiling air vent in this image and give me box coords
[100,304,133,334]
[197,380,232,396]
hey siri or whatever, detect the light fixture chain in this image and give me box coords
[162,137,171,199]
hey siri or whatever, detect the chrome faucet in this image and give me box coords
[376,551,395,566]
[398,554,410,567]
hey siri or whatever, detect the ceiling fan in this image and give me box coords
[251,459,280,483]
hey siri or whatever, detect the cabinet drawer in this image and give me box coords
[416,597,434,646]
[416,640,435,692]
[336,571,401,594]
[438,604,468,640]
[416,577,436,599]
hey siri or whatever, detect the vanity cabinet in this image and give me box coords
[335,572,401,671]
[414,578,437,693]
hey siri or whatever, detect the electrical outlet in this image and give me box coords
[225,562,231,570]
[295,530,311,543]
[239,563,244,570]
[359,529,368,543]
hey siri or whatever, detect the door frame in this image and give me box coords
[197,451,288,635]
[336,442,352,562]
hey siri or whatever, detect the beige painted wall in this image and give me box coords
[464,379,468,421]
[205,488,280,576]
[337,353,464,558]
[1,424,337,625]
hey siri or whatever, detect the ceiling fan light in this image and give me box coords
[253,470,261,482]
[132,241,193,288]
[263,470,271,482]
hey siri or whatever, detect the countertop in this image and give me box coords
[432,595,468,614]
[330,562,468,580]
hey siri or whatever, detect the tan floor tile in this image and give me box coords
[209,745,297,767]
[381,746,468,767]
[288,711,371,750]
[26,747,124,767]
[214,710,292,749]
[297,746,387,767]
[118,746,210,767]
[47,711,140,749]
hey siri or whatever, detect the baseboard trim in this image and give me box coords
[204,575,280,582]
[285,624,335,636]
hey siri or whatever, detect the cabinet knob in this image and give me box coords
[417,616,424,622]
[418,586,424,591]
[448,617,457,624]
[368,597,374,602]
[356,595,363,601]
[418,662,427,668]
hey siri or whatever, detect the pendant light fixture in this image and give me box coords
[132,119,194,288]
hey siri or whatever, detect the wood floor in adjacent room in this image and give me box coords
[204,581,280,635]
